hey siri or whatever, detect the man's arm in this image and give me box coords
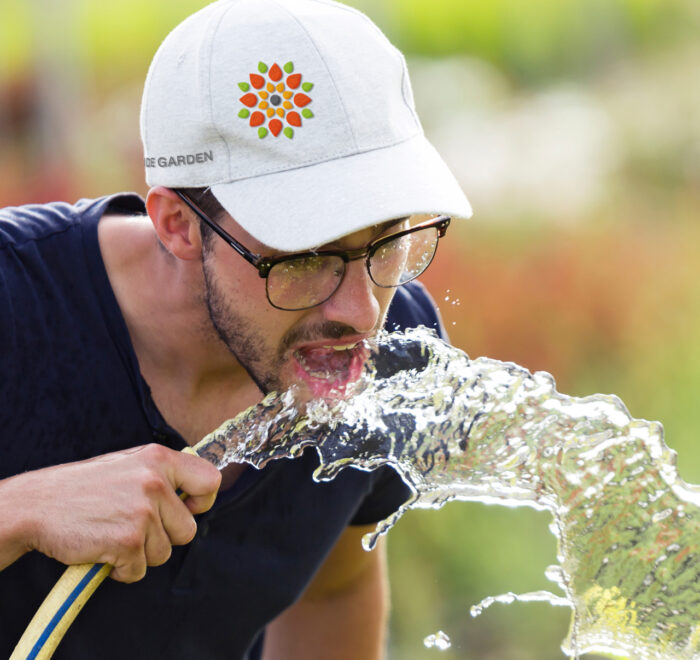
[0,444,220,582]
[262,525,389,660]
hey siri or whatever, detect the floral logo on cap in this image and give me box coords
[238,61,314,139]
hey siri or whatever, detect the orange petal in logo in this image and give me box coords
[269,118,283,137]
[240,93,258,108]
[286,73,301,89]
[249,74,266,89]
[268,63,283,82]
[293,93,312,107]
[249,111,265,127]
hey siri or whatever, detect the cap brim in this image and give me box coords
[211,133,472,251]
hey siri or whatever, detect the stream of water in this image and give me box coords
[196,326,700,659]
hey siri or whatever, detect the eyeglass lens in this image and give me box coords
[267,254,344,310]
[369,226,439,287]
[265,225,440,311]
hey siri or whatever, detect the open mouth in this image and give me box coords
[292,341,369,398]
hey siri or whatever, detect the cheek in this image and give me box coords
[240,270,268,305]
[213,249,267,304]
[215,257,304,340]
[236,276,280,328]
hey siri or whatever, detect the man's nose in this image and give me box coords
[320,259,381,333]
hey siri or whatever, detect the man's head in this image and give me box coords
[141,0,471,396]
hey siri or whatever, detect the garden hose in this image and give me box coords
[10,444,206,660]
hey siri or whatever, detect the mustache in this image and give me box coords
[280,322,362,353]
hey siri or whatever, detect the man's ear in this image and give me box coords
[146,186,202,260]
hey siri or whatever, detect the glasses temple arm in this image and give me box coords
[173,190,264,270]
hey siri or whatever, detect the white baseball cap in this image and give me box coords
[140,0,472,251]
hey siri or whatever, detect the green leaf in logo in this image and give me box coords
[284,127,294,139]
[301,108,314,119]
[238,108,250,118]
[258,62,268,73]
[238,82,250,92]
[258,127,269,139]
[302,82,314,92]
[284,61,294,74]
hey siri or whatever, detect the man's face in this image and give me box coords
[200,215,401,398]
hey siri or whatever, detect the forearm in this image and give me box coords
[0,473,34,571]
[262,534,389,660]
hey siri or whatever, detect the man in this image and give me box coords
[0,0,471,657]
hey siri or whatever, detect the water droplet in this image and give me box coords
[423,630,451,650]
[652,508,673,523]
[545,565,564,584]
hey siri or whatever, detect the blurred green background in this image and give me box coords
[2,0,699,658]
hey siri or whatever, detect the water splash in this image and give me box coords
[198,326,700,659]
[470,588,572,618]
[424,630,451,650]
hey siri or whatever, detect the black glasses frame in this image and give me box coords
[174,189,450,308]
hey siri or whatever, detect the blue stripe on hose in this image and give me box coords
[26,563,105,660]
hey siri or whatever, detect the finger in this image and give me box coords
[110,546,148,584]
[170,452,221,502]
[158,487,199,547]
[183,490,218,516]
[143,519,174,567]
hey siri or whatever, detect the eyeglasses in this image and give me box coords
[175,190,450,311]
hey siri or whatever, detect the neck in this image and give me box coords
[99,213,258,406]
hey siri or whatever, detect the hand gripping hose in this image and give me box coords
[10,444,207,660]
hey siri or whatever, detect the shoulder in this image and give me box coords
[385,280,447,339]
[0,200,82,248]
[0,194,145,249]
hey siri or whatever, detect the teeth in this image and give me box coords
[325,343,358,351]
[309,370,337,381]
[293,349,348,383]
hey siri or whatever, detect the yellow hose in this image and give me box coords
[11,445,204,659]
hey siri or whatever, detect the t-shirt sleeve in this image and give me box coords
[383,280,449,341]
[350,465,413,525]
[349,280,444,525]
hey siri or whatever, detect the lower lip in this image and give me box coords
[291,344,368,398]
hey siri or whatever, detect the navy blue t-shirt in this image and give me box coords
[0,195,446,659]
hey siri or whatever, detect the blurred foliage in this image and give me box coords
[2,0,698,84]
[2,0,700,658]
[0,1,199,83]
[362,0,697,83]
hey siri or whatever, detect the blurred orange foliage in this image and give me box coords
[421,216,700,388]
